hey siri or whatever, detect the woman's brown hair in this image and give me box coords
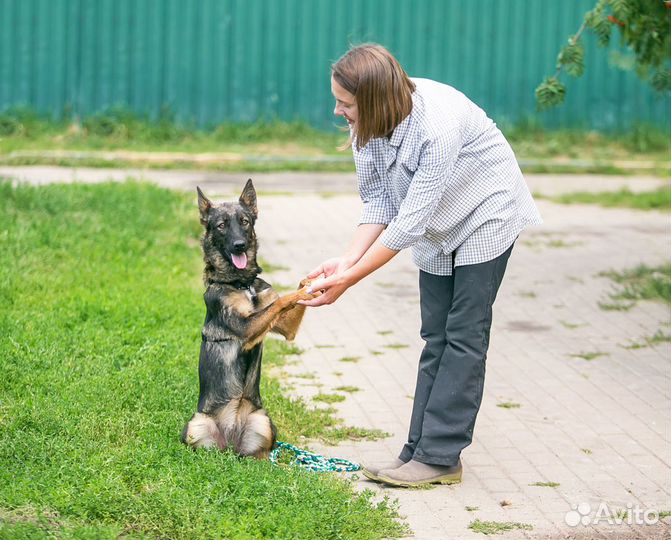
[332,43,416,149]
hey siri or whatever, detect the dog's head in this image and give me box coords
[197,179,261,284]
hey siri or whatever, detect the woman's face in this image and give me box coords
[331,76,359,129]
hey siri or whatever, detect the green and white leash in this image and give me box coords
[269,441,361,472]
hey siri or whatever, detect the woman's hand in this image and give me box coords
[298,271,354,307]
[305,256,355,281]
[298,257,355,307]
[299,237,399,308]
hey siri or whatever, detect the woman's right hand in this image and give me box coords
[306,256,355,281]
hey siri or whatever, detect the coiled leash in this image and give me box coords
[269,441,361,472]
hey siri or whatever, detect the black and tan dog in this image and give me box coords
[181,179,317,459]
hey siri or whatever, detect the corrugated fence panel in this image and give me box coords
[0,0,668,130]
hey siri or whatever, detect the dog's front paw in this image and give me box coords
[299,278,312,289]
[296,285,321,301]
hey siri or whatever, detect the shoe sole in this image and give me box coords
[377,473,462,488]
[362,468,383,482]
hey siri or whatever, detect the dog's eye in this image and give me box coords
[216,221,227,230]
[240,217,250,226]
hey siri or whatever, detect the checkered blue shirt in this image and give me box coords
[354,78,542,275]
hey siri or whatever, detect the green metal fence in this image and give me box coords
[0,0,668,131]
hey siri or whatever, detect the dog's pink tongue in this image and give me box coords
[231,253,248,269]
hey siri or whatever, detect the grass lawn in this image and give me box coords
[546,186,671,211]
[0,181,406,539]
[0,111,669,176]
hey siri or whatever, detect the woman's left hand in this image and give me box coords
[298,272,353,307]
[299,241,398,308]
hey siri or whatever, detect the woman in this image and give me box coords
[300,43,542,487]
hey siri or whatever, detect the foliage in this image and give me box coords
[0,181,406,540]
[599,263,671,305]
[536,0,671,109]
[550,186,671,210]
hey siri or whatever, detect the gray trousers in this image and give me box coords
[399,243,513,467]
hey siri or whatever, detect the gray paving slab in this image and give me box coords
[7,166,671,538]
[253,191,670,539]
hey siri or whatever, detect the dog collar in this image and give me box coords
[234,283,255,292]
[235,283,258,302]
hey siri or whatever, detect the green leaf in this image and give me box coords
[535,77,566,110]
[608,0,632,20]
[585,8,612,46]
[557,41,585,77]
[651,68,671,94]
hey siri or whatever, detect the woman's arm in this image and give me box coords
[306,223,387,281]
[300,236,399,307]
[345,223,388,264]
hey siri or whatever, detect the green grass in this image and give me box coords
[468,519,533,535]
[659,510,671,519]
[0,181,406,540]
[313,393,346,404]
[383,343,409,350]
[502,119,670,161]
[623,330,671,349]
[338,356,362,363]
[598,300,636,311]
[334,386,361,393]
[516,290,537,298]
[570,351,609,361]
[293,372,318,380]
[496,402,522,409]
[548,187,671,210]
[560,320,586,329]
[529,481,560,488]
[599,264,671,306]
[0,108,344,153]
[1,109,669,176]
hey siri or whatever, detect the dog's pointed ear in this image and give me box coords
[239,178,258,218]
[197,186,212,226]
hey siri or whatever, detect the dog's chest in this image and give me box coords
[225,286,278,318]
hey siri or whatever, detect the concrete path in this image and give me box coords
[3,166,670,539]
[0,165,668,195]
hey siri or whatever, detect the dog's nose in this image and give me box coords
[233,241,246,253]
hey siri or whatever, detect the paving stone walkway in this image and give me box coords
[4,166,670,539]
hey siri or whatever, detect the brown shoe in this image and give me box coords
[362,458,406,482]
[378,459,462,487]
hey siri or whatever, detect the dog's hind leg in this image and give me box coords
[237,409,277,459]
[182,413,223,449]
